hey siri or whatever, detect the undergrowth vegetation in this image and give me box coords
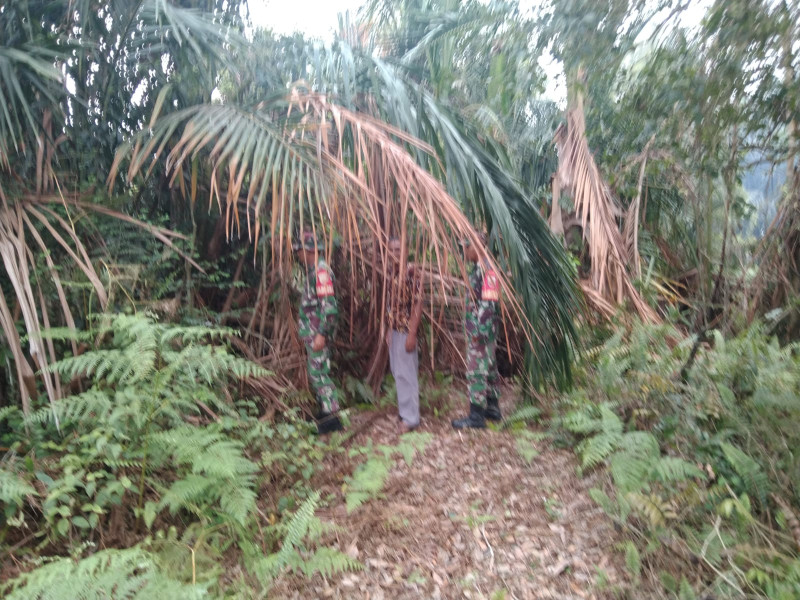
[0,314,369,597]
[556,318,800,598]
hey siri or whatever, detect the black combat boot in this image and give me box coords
[451,403,486,429]
[316,413,343,435]
[485,396,502,421]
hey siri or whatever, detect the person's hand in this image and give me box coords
[312,334,326,352]
[404,334,416,353]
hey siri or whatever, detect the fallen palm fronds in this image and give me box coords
[552,91,659,323]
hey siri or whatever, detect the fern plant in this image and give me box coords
[8,313,268,542]
[0,547,208,600]
[344,432,432,513]
[563,317,800,598]
[0,457,38,523]
[146,424,258,527]
[567,401,705,529]
[252,491,361,585]
[2,312,366,596]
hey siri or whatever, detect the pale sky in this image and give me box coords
[246,0,366,39]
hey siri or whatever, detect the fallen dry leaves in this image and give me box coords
[269,389,629,599]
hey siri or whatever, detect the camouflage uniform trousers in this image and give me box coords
[466,333,500,409]
[306,343,339,414]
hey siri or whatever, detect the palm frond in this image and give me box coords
[111,89,543,364]
[553,91,658,323]
[0,43,63,169]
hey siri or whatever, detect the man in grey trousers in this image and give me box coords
[385,237,423,433]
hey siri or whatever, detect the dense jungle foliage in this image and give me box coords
[1,0,798,597]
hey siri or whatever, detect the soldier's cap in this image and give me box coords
[458,231,488,247]
[292,230,325,252]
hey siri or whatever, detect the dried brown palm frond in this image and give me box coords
[0,0,249,416]
[552,91,658,323]
[0,182,104,423]
[0,182,196,418]
[111,88,533,384]
[622,136,655,280]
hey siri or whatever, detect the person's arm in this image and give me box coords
[404,272,423,352]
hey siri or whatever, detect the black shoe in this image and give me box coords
[316,413,343,435]
[451,404,486,429]
[485,397,502,421]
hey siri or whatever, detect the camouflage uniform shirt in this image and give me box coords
[464,261,500,409]
[298,259,338,343]
[298,259,339,414]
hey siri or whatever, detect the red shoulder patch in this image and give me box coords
[316,267,334,297]
[481,269,500,301]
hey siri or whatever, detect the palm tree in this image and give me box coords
[110,5,583,391]
[0,0,243,416]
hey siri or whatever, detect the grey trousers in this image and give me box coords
[389,330,420,428]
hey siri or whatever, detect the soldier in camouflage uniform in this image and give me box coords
[452,233,502,429]
[293,231,342,434]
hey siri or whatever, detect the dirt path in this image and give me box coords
[273,395,627,599]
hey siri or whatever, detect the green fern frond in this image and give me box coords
[619,431,659,457]
[26,390,112,426]
[710,329,725,353]
[563,410,601,434]
[282,491,321,555]
[654,457,706,484]
[678,576,697,600]
[393,431,433,466]
[720,443,769,508]
[616,540,641,581]
[191,440,258,479]
[588,487,616,516]
[149,427,226,463]
[503,405,542,427]
[40,327,91,343]
[160,325,234,345]
[269,514,342,542]
[303,517,343,542]
[0,405,22,424]
[345,458,390,513]
[0,467,37,507]
[514,431,540,465]
[610,451,655,493]
[159,474,214,516]
[599,404,623,436]
[255,490,359,585]
[102,458,143,470]
[0,547,207,600]
[584,332,630,364]
[627,492,673,528]
[219,484,257,526]
[301,547,362,578]
[49,349,122,381]
[578,431,622,470]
